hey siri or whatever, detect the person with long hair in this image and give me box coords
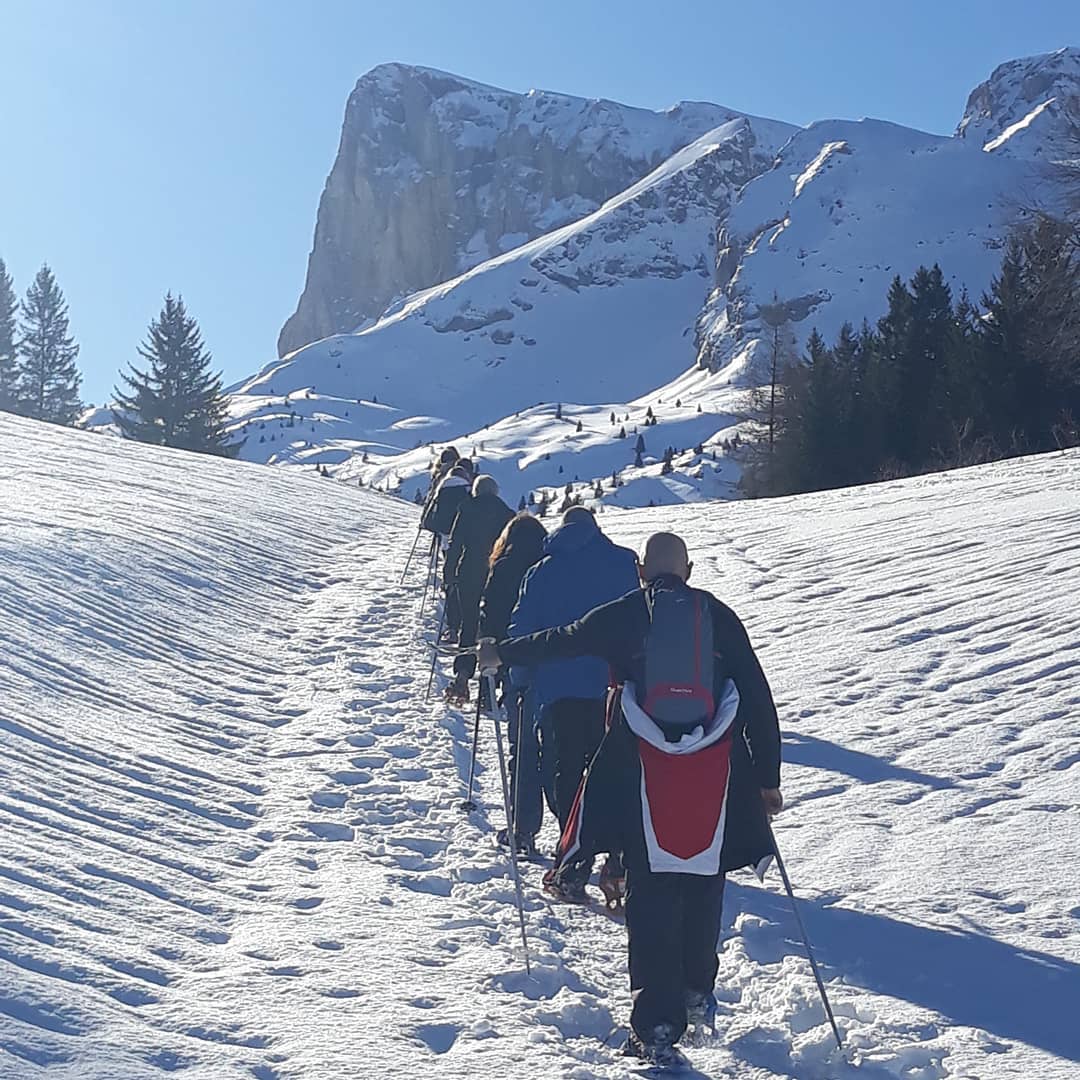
[478,512,547,852]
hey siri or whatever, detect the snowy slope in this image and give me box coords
[3,415,1078,1079]
[230,120,767,469]
[692,117,1054,377]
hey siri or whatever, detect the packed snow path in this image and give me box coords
[0,415,1077,1079]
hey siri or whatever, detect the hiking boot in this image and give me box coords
[622,1025,687,1069]
[496,828,538,856]
[685,990,718,1032]
[598,856,626,911]
[444,676,470,705]
[542,865,589,904]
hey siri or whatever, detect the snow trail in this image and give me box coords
[1,415,1078,1078]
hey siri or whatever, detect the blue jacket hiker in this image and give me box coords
[507,507,639,831]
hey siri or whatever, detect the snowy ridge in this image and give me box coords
[279,62,796,355]
[957,47,1080,163]
[2,416,1078,1078]
[693,117,1053,376]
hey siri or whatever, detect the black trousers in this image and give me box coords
[452,574,484,681]
[626,871,726,1044]
[506,688,543,839]
[545,697,606,830]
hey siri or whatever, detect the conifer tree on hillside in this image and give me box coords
[114,293,239,456]
[0,259,19,413]
[16,265,82,425]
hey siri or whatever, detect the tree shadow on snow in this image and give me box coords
[726,881,1080,1063]
[783,732,955,791]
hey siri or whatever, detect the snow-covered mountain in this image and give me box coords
[3,413,1079,1078]
[221,49,1078,510]
[230,118,777,493]
[692,117,1048,377]
[957,46,1080,163]
[278,63,796,356]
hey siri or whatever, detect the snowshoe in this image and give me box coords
[622,1026,691,1072]
[542,865,589,905]
[598,856,626,912]
[496,828,538,857]
[444,676,470,705]
[683,991,718,1045]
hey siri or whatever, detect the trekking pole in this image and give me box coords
[512,689,525,841]
[400,526,425,585]
[418,534,439,614]
[424,600,448,702]
[461,684,483,811]
[768,823,843,1051]
[487,672,532,977]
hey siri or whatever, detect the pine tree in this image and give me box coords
[0,259,18,412]
[16,265,82,424]
[114,293,238,456]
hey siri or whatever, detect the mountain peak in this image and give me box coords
[957,46,1080,162]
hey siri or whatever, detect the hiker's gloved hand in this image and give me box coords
[761,788,783,819]
[475,638,502,675]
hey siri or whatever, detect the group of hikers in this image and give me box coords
[418,445,784,1069]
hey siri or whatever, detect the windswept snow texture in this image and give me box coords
[2,415,1079,1078]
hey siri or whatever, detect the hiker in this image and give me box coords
[478,512,548,852]
[423,459,473,540]
[507,507,638,854]
[476,532,782,1067]
[444,475,513,702]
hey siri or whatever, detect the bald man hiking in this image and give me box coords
[476,532,782,1069]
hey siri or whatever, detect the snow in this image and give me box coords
[982,98,1057,153]
[2,414,1078,1078]
[695,117,1059,378]
[226,121,764,487]
[957,47,1080,163]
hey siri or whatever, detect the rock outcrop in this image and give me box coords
[277,63,795,356]
[957,46,1080,163]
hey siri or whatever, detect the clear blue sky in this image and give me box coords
[2,1,1077,403]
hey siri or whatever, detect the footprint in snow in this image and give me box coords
[384,744,421,759]
[301,822,353,842]
[329,769,371,786]
[310,790,347,809]
[372,722,406,736]
[411,1022,460,1054]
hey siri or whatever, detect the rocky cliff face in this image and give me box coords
[277,64,795,356]
[957,47,1080,163]
[237,119,767,450]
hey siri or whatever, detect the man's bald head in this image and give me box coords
[641,532,692,582]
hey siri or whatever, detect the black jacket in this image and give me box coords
[446,492,513,591]
[423,475,470,537]
[479,549,542,641]
[497,575,781,874]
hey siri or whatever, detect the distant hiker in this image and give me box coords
[445,476,513,702]
[422,458,471,538]
[431,445,460,484]
[506,506,638,865]
[477,532,782,1067]
[478,512,548,852]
